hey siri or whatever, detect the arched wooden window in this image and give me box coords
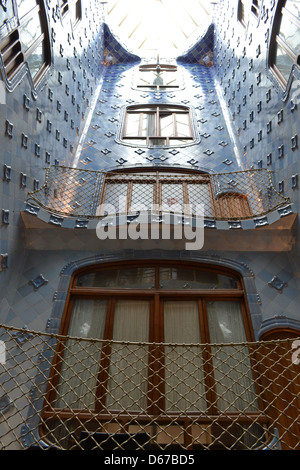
[136,63,179,91]
[42,262,267,449]
[0,0,51,86]
[269,0,300,88]
[214,191,253,220]
[121,104,195,147]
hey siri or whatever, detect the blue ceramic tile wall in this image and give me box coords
[1,0,300,340]
[1,0,300,449]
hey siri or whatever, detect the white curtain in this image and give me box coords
[55,299,107,409]
[106,300,150,412]
[207,301,258,412]
[163,301,207,413]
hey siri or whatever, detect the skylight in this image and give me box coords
[103,0,212,58]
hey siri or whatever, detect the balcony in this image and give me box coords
[22,166,296,252]
[25,166,291,220]
[0,323,299,450]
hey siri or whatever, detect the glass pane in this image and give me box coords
[103,182,127,212]
[16,0,38,19]
[161,183,184,211]
[144,113,155,136]
[285,0,300,18]
[187,183,213,216]
[77,267,155,288]
[19,11,42,52]
[0,1,15,29]
[55,299,107,409]
[70,0,81,23]
[125,113,140,137]
[274,41,295,82]
[279,13,300,55]
[164,301,206,412]
[162,70,178,87]
[159,267,237,289]
[207,301,258,412]
[175,113,191,137]
[27,41,44,78]
[106,300,150,411]
[131,183,154,209]
[138,69,155,86]
[160,113,174,137]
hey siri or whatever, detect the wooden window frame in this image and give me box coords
[137,63,179,91]
[60,0,82,28]
[122,104,194,146]
[269,0,300,88]
[238,0,261,26]
[0,0,51,86]
[42,261,266,438]
[98,169,253,220]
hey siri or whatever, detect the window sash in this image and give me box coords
[270,1,300,86]
[123,106,193,144]
[102,174,211,215]
[49,289,254,417]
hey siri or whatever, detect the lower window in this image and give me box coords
[42,262,267,449]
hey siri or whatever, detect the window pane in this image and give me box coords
[285,0,300,18]
[106,300,150,411]
[175,113,191,137]
[274,41,295,82]
[104,182,128,211]
[131,182,154,209]
[26,40,44,78]
[0,1,15,28]
[19,11,42,52]
[160,113,174,137]
[161,183,184,211]
[207,301,258,412]
[144,113,155,136]
[279,14,300,55]
[55,299,107,409]
[164,301,206,412]
[187,183,213,216]
[125,113,140,137]
[16,0,38,19]
[77,267,155,288]
[159,267,237,289]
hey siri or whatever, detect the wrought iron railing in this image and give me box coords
[0,324,299,450]
[26,166,290,221]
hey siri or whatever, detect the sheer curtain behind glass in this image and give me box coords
[106,300,150,412]
[55,299,107,409]
[164,301,206,413]
[207,301,258,412]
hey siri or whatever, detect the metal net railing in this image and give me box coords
[1,324,299,450]
[26,167,290,221]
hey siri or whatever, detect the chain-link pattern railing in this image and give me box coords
[26,167,290,220]
[1,324,299,450]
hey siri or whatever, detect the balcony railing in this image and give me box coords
[0,324,299,450]
[26,166,290,222]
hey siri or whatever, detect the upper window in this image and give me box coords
[269,0,300,87]
[42,262,267,449]
[60,0,81,27]
[238,0,262,26]
[0,0,50,87]
[135,63,180,91]
[121,104,195,147]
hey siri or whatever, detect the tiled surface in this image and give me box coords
[0,0,300,449]
[0,2,299,353]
